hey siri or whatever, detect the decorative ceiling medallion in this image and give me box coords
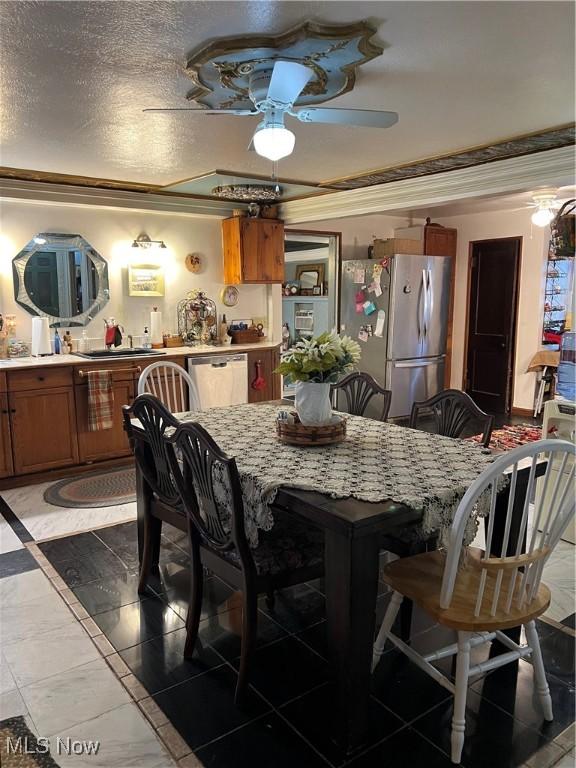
[322,125,576,190]
[185,21,383,111]
[212,184,282,202]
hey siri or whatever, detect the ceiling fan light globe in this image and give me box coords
[531,207,554,227]
[253,126,295,161]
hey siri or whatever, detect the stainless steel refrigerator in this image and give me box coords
[340,255,451,418]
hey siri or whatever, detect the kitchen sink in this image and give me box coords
[72,348,165,360]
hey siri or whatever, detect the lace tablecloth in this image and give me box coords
[176,403,494,547]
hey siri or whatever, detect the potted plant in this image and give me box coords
[275,331,361,425]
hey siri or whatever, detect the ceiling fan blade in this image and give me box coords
[293,108,399,128]
[267,61,312,108]
[143,108,257,115]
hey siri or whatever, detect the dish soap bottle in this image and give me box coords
[53,328,61,355]
[78,330,88,353]
[142,326,151,349]
[281,322,291,352]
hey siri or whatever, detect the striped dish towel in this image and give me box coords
[87,370,114,431]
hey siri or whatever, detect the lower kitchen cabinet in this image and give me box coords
[9,387,79,475]
[0,393,14,478]
[247,347,281,403]
[76,380,135,462]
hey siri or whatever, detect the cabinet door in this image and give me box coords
[10,387,79,475]
[0,393,14,478]
[247,348,281,403]
[241,220,285,283]
[76,380,134,462]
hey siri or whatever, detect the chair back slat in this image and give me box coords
[410,389,495,448]
[440,439,575,619]
[331,372,391,422]
[166,422,255,574]
[138,361,200,413]
[122,394,182,508]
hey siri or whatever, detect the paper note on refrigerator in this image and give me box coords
[353,267,366,284]
[374,310,386,338]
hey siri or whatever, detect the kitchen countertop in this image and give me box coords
[0,342,280,371]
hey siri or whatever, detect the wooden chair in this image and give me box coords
[165,420,324,706]
[331,371,392,421]
[138,361,200,413]
[122,394,186,590]
[373,439,575,764]
[410,388,495,448]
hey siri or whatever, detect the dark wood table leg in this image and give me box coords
[324,528,380,755]
[135,462,152,567]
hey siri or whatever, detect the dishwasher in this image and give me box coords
[187,353,248,410]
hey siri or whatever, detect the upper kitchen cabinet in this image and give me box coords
[222,217,285,284]
[423,221,458,258]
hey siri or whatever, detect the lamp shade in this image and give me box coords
[531,207,555,227]
[253,125,295,161]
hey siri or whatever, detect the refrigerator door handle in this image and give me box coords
[420,269,427,339]
[426,268,434,334]
[394,356,445,369]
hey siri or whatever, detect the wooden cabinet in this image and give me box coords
[222,217,285,284]
[247,347,281,403]
[76,379,135,462]
[0,392,13,478]
[9,387,79,475]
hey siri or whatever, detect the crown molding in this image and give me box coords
[0,178,242,218]
[280,146,575,224]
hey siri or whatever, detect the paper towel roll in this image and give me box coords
[150,310,163,345]
[31,317,52,356]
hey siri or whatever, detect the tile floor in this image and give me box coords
[0,482,574,768]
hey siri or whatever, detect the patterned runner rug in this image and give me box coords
[43,467,136,508]
[469,423,542,451]
[0,717,60,767]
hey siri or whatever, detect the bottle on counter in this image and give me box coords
[78,330,88,353]
[53,328,61,354]
[63,331,73,354]
[281,322,291,352]
[142,326,152,349]
[219,314,230,345]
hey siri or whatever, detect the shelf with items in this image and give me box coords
[542,237,574,346]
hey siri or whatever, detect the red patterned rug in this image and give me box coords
[469,423,542,451]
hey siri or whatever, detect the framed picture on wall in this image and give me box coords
[128,264,165,296]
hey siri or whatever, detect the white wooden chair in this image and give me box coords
[138,361,200,414]
[372,438,575,764]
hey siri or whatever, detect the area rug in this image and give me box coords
[43,467,136,508]
[469,423,542,451]
[0,716,60,767]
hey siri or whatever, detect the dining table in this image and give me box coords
[133,400,536,755]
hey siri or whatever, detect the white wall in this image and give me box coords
[300,213,410,261]
[433,209,548,411]
[0,201,271,344]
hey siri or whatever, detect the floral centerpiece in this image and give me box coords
[275,331,361,425]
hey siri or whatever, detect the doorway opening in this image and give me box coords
[282,229,341,398]
[463,237,522,415]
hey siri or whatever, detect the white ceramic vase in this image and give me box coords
[295,381,333,426]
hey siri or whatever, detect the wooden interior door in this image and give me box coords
[465,238,521,414]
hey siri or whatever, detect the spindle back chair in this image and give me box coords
[373,439,575,763]
[138,361,200,413]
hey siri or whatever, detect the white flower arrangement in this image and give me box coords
[275,331,361,383]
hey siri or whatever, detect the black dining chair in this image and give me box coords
[409,389,495,448]
[166,420,324,706]
[331,371,392,421]
[122,394,187,592]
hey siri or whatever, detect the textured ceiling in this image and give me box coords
[0,1,574,187]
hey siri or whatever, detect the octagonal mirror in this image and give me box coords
[12,233,109,327]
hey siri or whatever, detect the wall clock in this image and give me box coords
[220,285,239,307]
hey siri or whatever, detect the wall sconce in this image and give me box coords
[131,233,167,249]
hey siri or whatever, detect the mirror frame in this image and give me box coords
[12,233,109,327]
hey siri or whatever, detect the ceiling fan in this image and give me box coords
[144,61,398,161]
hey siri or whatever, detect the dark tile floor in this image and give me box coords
[39,520,574,768]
